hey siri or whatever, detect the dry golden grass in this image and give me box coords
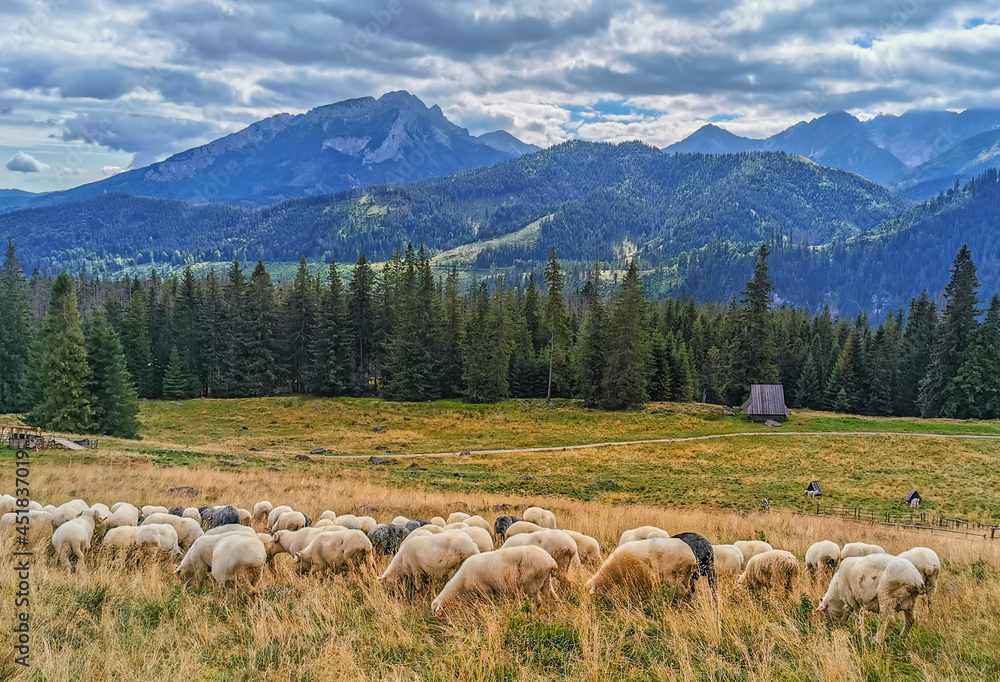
[2,461,1000,681]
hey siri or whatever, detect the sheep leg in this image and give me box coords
[72,541,87,569]
[875,613,895,643]
[900,610,915,639]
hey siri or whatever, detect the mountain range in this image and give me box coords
[665,109,1000,199]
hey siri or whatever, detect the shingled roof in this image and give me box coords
[741,384,790,416]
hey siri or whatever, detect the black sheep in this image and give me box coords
[168,507,184,517]
[368,523,410,555]
[404,520,423,533]
[673,532,716,590]
[208,505,240,528]
[494,515,515,539]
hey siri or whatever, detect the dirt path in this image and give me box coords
[311,429,1000,461]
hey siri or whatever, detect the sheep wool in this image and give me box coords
[502,529,580,578]
[805,540,841,574]
[561,530,601,563]
[897,547,941,607]
[210,534,268,593]
[295,530,374,576]
[52,508,105,568]
[712,545,744,576]
[840,542,887,559]
[733,540,773,564]
[586,538,697,598]
[135,523,182,555]
[737,550,800,595]
[142,513,205,550]
[523,506,557,529]
[380,531,481,590]
[617,526,670,546]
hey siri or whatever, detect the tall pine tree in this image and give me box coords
[86,308,141,437]
[601,261,649,410]
[0,239,32,412]
[723,245,778,405]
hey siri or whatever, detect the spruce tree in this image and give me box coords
[795,351,822,409]
[463,281,512,402]
[723,245,778,405]
[347,255,376,396]
[919,245,980,417]
[578,264,609,408]
[825,336,855,412]
[172,265,203,396]
[866,325,895,416]
[28,272,95,432]
[601,261,649,410]
[220,259,248,397]
[285,257,315,393]
[947,293,1000,419]
[542,248,570,401]
[199,269,226,397]
[0,239,32,412]
[667,336,696,402]
[85,308,141,437]
[309,260,350,396]
[244,260,280,396]
[121,290,154,399]
[439,264,464,398]
[146,272,172,398]
[162,346,192,400]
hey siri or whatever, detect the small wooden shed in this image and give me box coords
[741,384,791,422]
[905,489,922,508]
[804,481,823,497]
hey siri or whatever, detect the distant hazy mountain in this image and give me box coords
[865,108,1000,167]
[661,124,762,155]
[890,129,1000,200]
[2,141,910,274]
[0,189,38,213]
[27,91,527,209]
[477,130,541,156]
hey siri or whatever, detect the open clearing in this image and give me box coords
[3,398,1000,680]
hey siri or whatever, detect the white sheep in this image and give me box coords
[177,532,252,588]
[504,520,545,538]
[391,515,411,527]
[238,509,252,525]
[252,500,274,522]
[712,544,745,577]
[135,523,182,555]
[50,499,90,530]
[443,522,470,531]
[142,513,204,550]
[52,508,105,568]
[141,505,169,518]
[446,512,471,524]
[737,550,800,595]
[210,534,267,593]
[1,510,54,538]
[273,511,308,532]
[183,507,202,522]
[586,538,697,597]
[294,530,375,576]
[357,516,377,534]
[205,524,258,537]
[733,540,773,564]
[270,527,332,558]
[523,506,557,529]
[897,547,941,609]
[618,526,670,546]
[840,542,886,559]
[432,545,560,617]
[319,510,338,522]
[805,540,841,575]
[562,530,601,563]
[503,529,580,578]
[105,503,140,529]
[102,526,139,549]
[446,526,493,553]
[380,531,481,591]
[463,515,494,535]
[0,494,16,513]
[818,554,925,641]
[267,505,294,530]
[430,516,447,527]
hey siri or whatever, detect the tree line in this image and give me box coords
[2,238,999,439]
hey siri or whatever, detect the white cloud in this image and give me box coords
[6,151,48,173]
[101,165,128,176]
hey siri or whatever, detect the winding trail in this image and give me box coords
[310,429,1000,461]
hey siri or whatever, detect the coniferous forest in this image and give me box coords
[2,236,1000,439]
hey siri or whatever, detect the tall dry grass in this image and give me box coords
[2,462,1000,680]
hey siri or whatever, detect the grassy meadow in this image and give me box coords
[3,397,1000,680]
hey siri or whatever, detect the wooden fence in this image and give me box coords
[775,503,999,540]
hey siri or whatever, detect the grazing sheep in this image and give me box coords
[738,550,800,595]
[273,511,308,532]
[502,529,580,578]
[0,494,16,513]
[523,506,557,529]
[27,501,43,511]
[204,524,258,537]
[238,509,252,525]
[368,523,411,555]
[43,504,57,515]
[333,514,361,529]
[314,519,344,529]
[102,526,139,549]
[1,510,54,538]
[380,532,481,591]
[430,516,447,527]
[446,512,471,524]
[51,499,91,530]
[182,507,202,522]
[141,505,168,519]
[562,530,601,564]
[252,501,273,522]
[267,505,294,530]
[294,530,374,576]
[733,540,773,565]
[586,538,697,598]
[168,507,184,517]
[142,513,205,550]
[135,523,182,555]
[673,532,716,590]
[270,527,331,558]
[897,547,941,609]
[408,524,444,537]
[52,508,105,568]
[357,516,378,534]
[463,516,494,535]
[176,534,233,587]
[505,520,545,538]
[210,534,267,593]
[392,515,411,527]
[712,545,744,577]
[404,520,423,533]
[818,554,924,641]
[105,503,140,529]
[618,526,670,546]
[494,515,516,539]
[805,541,841,576]
[431,545,560,617]
[90,503,112,519]
[443,522,470,531]
[206,506,241,529]
[446,526,494,553]
[841,542,886,559]
[319,510,338,522]
[401,528,436,544]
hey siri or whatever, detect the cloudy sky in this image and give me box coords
[1,0,998,192]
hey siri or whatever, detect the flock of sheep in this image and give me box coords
[2,494,941,642]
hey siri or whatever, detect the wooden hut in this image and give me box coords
[741,384,791,422]
[905,489,922,508]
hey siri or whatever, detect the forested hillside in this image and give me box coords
[663,169,1000,317]
[0,142,909,274]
